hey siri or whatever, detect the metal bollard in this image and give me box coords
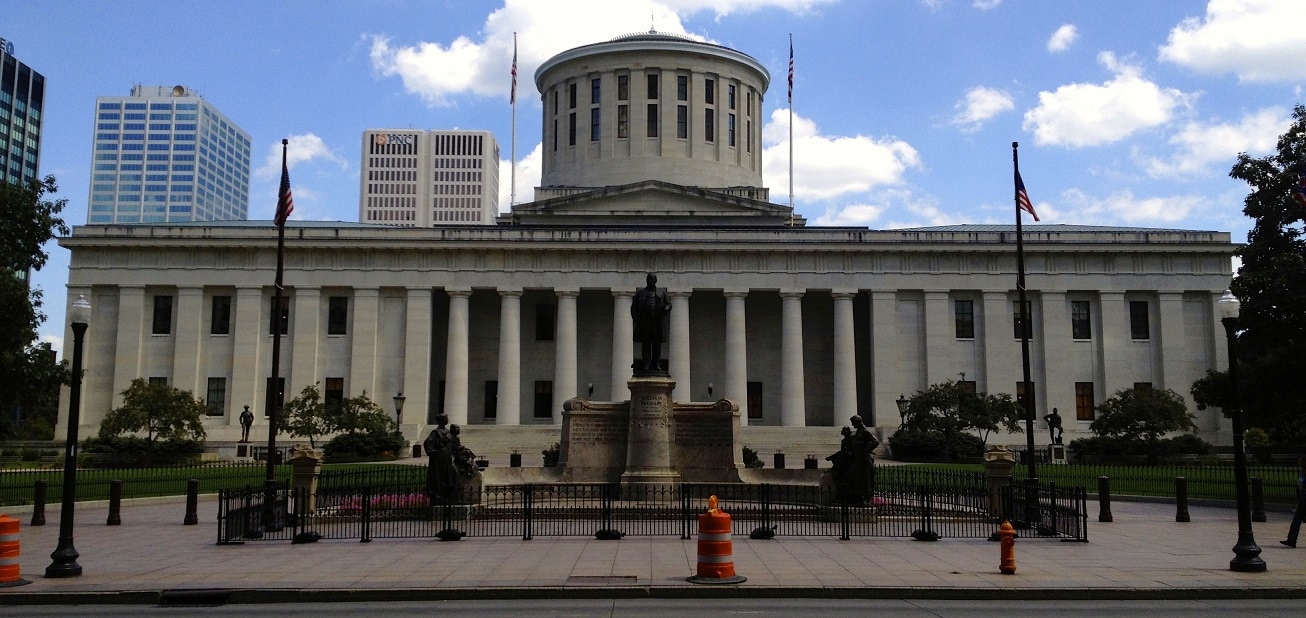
[184,478,199,525]
[773,453,785,469]
[107,480,123,525]
[30,480,47,526]
[1097,476,1113,523]
[1174,477,1190,523]
[1251,477,1266,523]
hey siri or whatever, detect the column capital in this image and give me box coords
[351,287,380,297]
[668,290,692,299]
[611,289,634,299]
[723,290,749,300]
[779,289,806,299]
[870,290,896,301]
[176,286,205,297]
[555,289,580,299]
[294,286,321,295]
[446,288,472,299]
[831,289,858,300]
[1099,290,1126,300]
[119,284,146,292]
[499,288,524,298]
[923,290,950,300]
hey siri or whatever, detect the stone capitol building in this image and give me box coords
[57,31,1237,458]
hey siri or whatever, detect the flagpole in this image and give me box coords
[510,32,518,209]
[267,138,287,486]
[788,33,794,226]
[1013,141,1037,482]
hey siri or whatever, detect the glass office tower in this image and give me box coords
[0,37,45,187]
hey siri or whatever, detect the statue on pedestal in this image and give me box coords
[827,416,878,505]
[1044,408,1064,445]
[424,414,459,504]
[631,273,671,373]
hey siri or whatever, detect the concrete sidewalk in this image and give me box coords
[1,495,1305,604]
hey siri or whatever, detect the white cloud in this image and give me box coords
[973,0,1002,9]
[1159,0,1306,82]
[256,133,348,178]
[1140,107,1288,178]
[498,142,544,210]
[814,203,886,226]
[1047,24,1077,52]
[763,110,921,202]
[1058,188,1205,224]
[1022,52,1194,148]
[951,86,1014,133]
[368,0,832,106]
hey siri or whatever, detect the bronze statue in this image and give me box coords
[631,273,671,372]
[830,415,878,505]
[424,414,459,504]
[1044,407,1064,445]
[239,405,254,443]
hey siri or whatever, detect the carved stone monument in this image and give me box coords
[621,375,680,484]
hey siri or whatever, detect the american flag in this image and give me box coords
[275,155,293,227]
[787,36,794,105]
[1294,167,1306,208]
[510,33,518,105]
[1015,170,1039,221]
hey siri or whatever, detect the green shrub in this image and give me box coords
[1067,435,1141,463]
[322,431,405,463]
[889,428,984,461]
[542,442,560,467]
[742,446,764,468]
[1159,433,1212,457]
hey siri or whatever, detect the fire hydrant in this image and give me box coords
[998,520,1016,574]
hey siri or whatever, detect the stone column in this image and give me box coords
[289,287,320,395]
[832,291,857,422]
[112,285,146,409]
[403,288,433,425]
[724,291,749,425]
[230,287,263,427]
[621,375,681,485]
[349,288,380,399]
[1039,291,1071,421]
[610,290,634,402]
[869,290,898,427]
[923,290,952,385]
[1157,292,1186,392]
[552,289,579,424]
[669,290,691,402]
[171,286,205,396]
[497,290,522,425]
[780,290,806,427]
[1098,291,1127,394]
[981,291,1014,396]
[443,289,471,425]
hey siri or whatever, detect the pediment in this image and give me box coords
[506,181,802,227]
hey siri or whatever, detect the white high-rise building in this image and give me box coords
[359,129,500,227]
[88,85,251,224]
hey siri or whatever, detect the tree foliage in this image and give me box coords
[0,176,70,425]
[901,380,1024,456]
[283,385,397,449]
[282,383,331,448]
[1226,104,1306,444]
[1089,387,1197,465]
[99,378,207,447]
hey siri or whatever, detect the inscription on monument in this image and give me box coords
[674,416,733,446]
[570,415,627,444]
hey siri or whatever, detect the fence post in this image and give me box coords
[522,483,533,541]
[30,480,47,526]
[1174,477,1190,523]
[360,486,372,543]
[1097,476,1113,523]
[1023,477,1040,531]
[911,485,938,541]
[107,479,123,526]
[184,479,199,525]
[1251,477,1266,523]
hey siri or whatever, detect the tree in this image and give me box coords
[1089,387,1197,465]
[902,380,1024,456]
[1226,104,1306,444]
[332,391,397,436]
[0,176,70,429]
[99,378,207,448]
[282,383,331,448]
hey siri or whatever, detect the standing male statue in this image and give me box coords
[239,405,254,443]
[424,414,459,504]
[631,273,671,372]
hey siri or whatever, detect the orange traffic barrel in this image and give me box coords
[686,495,746,584]
[0,514,31,587]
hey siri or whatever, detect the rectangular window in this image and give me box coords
[647,74,659,99]
[705,79,715,104]
[957,380,977,394]
[568,83,576,108]
[1071,300,1091,339]
[747,381,763,420]
[206,377,226,417]
[568,112,576,146]
[676,105,688,139]
[484,380,498,420]
[534,381,553,419]
[646,104,658,137]
[1133,382,1153,394]
[149,376,168,387]
[954,300,975,339]
[1129,301,1150,339]
[327,296,348,335]
[269,296,289,335]
[265,377,285,417]
[727,114,736,147]
[617,75,629,100]
[1012,300,1032,339]
[152,295,173,335]
[324,377,345,409]
[617,105,629,138]
[728,84,736,109]
[1075,382,1095,421]
[1016,381,1036,414]
[590,78,600,104]
[677,75,688,101]
[210,295,231,335]
[704,110,714,142]
[536,303,555,341]
[590,107,600,141]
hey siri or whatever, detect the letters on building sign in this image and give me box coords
[374,133,415,146]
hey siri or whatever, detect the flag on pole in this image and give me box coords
[1015,170,1039,221]
[787,35,794,105]
[1294,166,1306,208]
[510,33,518,105]
[275,154,294,227]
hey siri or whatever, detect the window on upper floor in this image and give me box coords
[1075,382,1095,420]
[1129,301,1150,339]
[1071,301,1091,339]
[152,295,173,335]
[1012,300,1032,339]
[211,295,231,335]
[328,296,348,335]
[955,300,975,339]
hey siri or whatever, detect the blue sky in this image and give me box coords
[12,0,1306,355]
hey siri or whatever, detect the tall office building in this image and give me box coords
[0,36,45,187]
[359,129,500,227]
[88,85,251,224]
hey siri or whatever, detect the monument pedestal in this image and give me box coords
[620,374,681,486]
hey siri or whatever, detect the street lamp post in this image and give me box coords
[896,394,910,423]
[1218,289,1266,573]
[46,295,90,578]
[393,392,406,426]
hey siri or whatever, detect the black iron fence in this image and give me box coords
[217,467,1088,544]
